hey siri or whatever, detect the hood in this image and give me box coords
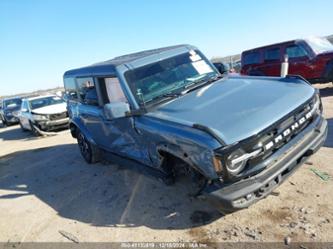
[149,76,315,145]
[32,103,67,115]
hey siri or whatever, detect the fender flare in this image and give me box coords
[69,118,97,146]
[156,143,215,179]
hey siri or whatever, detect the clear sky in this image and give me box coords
[1,0,332,95]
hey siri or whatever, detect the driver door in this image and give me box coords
[96,77,152,166]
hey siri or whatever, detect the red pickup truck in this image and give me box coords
[241,37,333,83]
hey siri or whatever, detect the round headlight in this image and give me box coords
[226,148,247,175]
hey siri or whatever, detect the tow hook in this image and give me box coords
[257,174,281,197]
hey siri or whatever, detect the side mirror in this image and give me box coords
[104,102,130,120]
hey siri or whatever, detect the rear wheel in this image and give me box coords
[76,130,100,164]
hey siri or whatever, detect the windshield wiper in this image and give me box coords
[144,74,224,105]
[145,91,182,105]
[161,92,183,98]
[182,74,224,94]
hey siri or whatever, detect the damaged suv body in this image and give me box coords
[64,45,327,213]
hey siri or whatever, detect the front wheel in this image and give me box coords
[29,121,40,136]
[19,120,28,132]
[1,118,7,127]
[77,130,100,164]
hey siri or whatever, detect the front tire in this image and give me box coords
[2,118,8,127]
[19,120,28,132]
[76,130,100,164]
[161,155,207,195]
[29,121,40,136]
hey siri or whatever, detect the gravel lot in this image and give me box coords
[0,83,332,243]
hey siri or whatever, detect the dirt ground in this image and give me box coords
[0,83,332,243]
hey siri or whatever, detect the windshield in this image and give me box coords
[4,98,22,109]
[305,37,333,54]
[125,50,218,105]
[29,96,64,110]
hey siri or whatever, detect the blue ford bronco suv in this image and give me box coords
[63,45,327,213]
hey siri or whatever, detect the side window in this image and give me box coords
[104,77,127,103]
[286,45,308,58]
[64,77,78,101]
[264,48,280,61]
[76,77,98,106]
[243,51,260,65]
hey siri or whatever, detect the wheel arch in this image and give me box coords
[156,143,213,179]
[69,118,97,146]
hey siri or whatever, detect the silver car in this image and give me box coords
[18,95,69,135]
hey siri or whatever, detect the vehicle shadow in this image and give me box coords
[324,118,333,148]
[319,85,333,97]
[0,125,37,141]
[0,144,222,229]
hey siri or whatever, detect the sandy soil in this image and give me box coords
[0,83,332,243]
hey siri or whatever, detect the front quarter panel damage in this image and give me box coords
[134,116,221,179]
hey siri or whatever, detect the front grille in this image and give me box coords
[247,95,318,165]
[49,111,68,120]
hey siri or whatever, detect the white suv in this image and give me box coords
[18,95,69,135]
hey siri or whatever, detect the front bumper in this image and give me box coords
[200,115,328,213]
[35,117,69,131]
[4,115,19,124]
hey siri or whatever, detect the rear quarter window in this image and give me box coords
[243,51,261,65]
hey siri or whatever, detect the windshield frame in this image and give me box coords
[124,49,219,107]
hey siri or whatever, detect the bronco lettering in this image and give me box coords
[264,110,313,151]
